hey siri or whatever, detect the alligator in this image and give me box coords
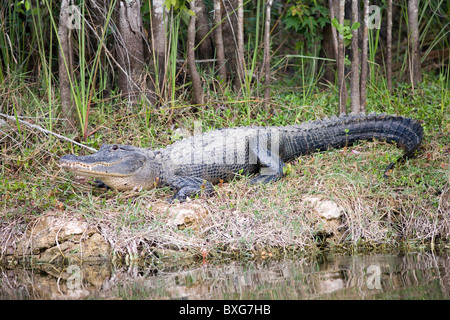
[59,113,423,202]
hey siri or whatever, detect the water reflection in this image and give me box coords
[1,253,449,299]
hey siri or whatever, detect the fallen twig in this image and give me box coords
[0,112,97,152]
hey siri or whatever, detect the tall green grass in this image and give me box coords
[0,0,448,136]
[64,1,114,139]
[243,0,262,123]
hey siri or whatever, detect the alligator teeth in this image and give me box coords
[132,186,143,192]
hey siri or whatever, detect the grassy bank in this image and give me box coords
[0,72,449,264]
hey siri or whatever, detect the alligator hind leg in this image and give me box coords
[249,170,285,184]
[166,176,214,203]
[249,158,286,184]
[248,135,286,185]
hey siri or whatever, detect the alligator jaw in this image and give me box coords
[59,144,157,191]
[59,152,145,179]
[59,160,134,177]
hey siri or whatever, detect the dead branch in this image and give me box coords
[0,113,97,152]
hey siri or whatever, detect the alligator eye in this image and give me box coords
[112,145,119,151]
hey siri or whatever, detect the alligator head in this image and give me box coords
[59,144,161,191]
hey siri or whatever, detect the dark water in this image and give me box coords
[1,252,448,300]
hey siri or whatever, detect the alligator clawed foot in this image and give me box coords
[249,174,283,185]
[167,195,185,204]
[94,179,110,189]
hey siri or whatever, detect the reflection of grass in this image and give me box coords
[17,253,444,300]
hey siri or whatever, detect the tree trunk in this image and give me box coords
[222,0,239,89]
[213,0,227,82]
[329,0,339,59]
[263,0,273,107]
[319,0,339,85]
[58,0,76,131]
[360,0,369,113]
[188,0,204,105]
[87,0,113,99]
[337,0,347,114]
[117,0,146,104]
[152,0,168,97]
[195,0,214,63]
[408,0,421,87]
[234,0,245,91]
[350,0,360,114]
[386,0,393,92]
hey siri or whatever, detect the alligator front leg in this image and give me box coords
[94,179,110,189]
[165,176,214,203]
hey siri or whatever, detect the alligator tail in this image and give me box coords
[286,112,424,174]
